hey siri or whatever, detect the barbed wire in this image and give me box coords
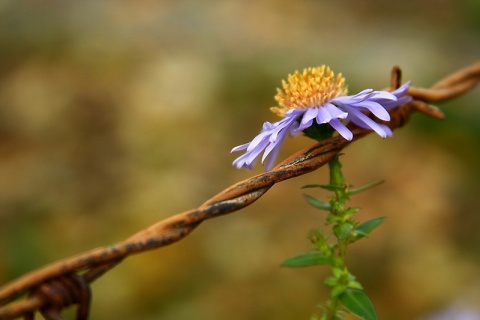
[1,61,479,320]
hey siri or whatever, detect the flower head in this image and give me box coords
[232,65,412,171]
[271,66,348,116]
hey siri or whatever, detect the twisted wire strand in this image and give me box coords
[0,61,479,320]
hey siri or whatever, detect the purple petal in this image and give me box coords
[370,91,397,101]
[263,117,298,161]
[391,81,411,98]
[244,136,270,163]
[380,95,412,110]
[231,142,249,152]
[323,103,348,120]
[379,124,393,136]
[263,127,290,170]
[345,107,390,138]
[331,89,373,105]
[231,110,303,170]
[352,100,391,121]
[316,106,332,123]
[329,118,353,140]
[302,107,319,124]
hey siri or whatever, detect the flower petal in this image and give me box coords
[302,107,319,124]
[263,126,290,170]
[231,110,303,170]
[370,91,396,101]
[331,89,373,105]
[231,142,249,153]
[379,124,393,136]
[352,100,390,121]
[391,81,411,97]
[323,103,348,120]
[263,117,298,161]
[329,118,353,140]
[316,106,332,124]
[345,107,390,138]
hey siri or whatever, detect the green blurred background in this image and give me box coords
[1,1,480,319]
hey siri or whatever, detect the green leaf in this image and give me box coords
[327,214,341,225]
[347,180,384,196]
[281,252,332,268]
[303,194,331,211]
[339,289,378,320]
[324,276,338,287]
[331,266,344,278]
[333,223,353,240]
[302,183,344,192]
[354,217,386,239]
[331,285,346,297]
[341,207,361,221]
[318,184,344,192]
[302,184,325,189]
[347,280,363,290]
[344,207,361,217]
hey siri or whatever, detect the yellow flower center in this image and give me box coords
[271,65,348,117]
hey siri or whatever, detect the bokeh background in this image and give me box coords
[1,1,480,319]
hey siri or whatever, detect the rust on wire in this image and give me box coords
[0,61,479,320]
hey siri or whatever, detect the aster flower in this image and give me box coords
[232,66,412,171]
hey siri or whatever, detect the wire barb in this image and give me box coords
[0,61,479,320]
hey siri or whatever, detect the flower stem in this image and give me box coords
[324,156,353,320]
[289,152,380,319]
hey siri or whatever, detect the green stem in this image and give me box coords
[327,297,340,320]
[299,152,378,319]
[326,156,349,320]
[326,242,349,319]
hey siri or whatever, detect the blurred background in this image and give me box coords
[1,1,479,319]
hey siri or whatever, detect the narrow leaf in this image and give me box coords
[339,289,378,320]
[343,207,361,219]
[302,184,325,189]
[354,217,386,239]
[331,285,346,297]
[324,276,338,287]
[303,194,331,210]
[281,252,332,268]
[347,180,384,196]
[319,184,344,192]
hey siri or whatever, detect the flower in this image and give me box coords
[231,65,412,170]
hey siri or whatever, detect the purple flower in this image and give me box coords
[231,66,412,170]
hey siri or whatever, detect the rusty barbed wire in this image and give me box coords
[0,61,479,320]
